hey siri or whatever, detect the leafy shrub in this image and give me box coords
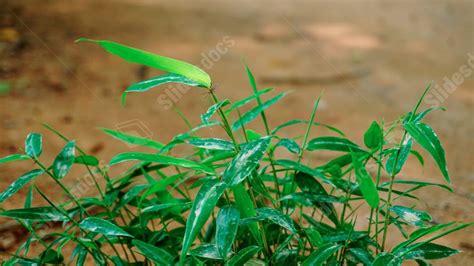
[0,39,471,265]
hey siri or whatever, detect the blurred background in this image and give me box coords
[0,0,472,264]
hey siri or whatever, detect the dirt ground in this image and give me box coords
[0,0,473,264]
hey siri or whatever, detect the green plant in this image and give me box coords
[0,39,471,266]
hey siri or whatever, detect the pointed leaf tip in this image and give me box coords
[79,38,211,88]
[52,140,76,179]
[223,136,271,186]
[79,217,133,238]
[180,180,227,264]
[75,37,94,43]
[25,133,43,158]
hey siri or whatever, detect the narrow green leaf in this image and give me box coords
[72,245,88,266]
[79,217,133,238]
[0,169,43,203]
[256,207,296,233]
[394,222,473,258]
[245,64,258,92]
[275,160,339,194]
[180,180,227,264]
[389,206,432,227]
[141,172,188,200]
[0,154,30,164]
[0,207,69,221]
[372,252,402,266]
[404,122,450,183]
[77,38,211,88]
[100,128,164,150]
[142,190,183,216]
[24,186,33,208]
[74,155,99,166]
[223,136,271,186]
[110,256,131,266]
[39,249,64,264]
[347,248,373,265]
[109,152,214,174]
[400,243,459,260]
[410,150,425,167]
[274,160,325,181]
[351,152,379,208]
[302,243,342,266]
[224,88,274,115]
[4,258,39,266]
[322,231,366,243]
[115,184,148,210]
[232,184,261,246]
[231,92,287,131]
[272,244,297,264]
[227,246,261,266]
[123,73,201,104]
[52,141,76,179]
[202,151,235,164]
[201,99,230,124]
[190,243,222,260]
[306,136,365,153]
[318,154,353,171]
[187,138,235,151]
[404,222,474,257]
[364,121,382,149]
[386,137,413,176]
[294,171,330,196]
[380,179,452,192]
[305,228,324,247]
[141,202,191,215]
[279,193,345,206]
[132,239,174,264]
[295,171,339,225]
[271,119,345,136]
[25,133,42,158]
[160,120,221,153]
[393,222,457,252]
[216,206,240,259]
[245,129,262,141]
[406,107,446,123]
[275,138,301,154]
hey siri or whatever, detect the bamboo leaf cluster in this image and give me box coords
[0,39,470,266]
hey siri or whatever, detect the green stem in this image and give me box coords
[33,186,112,262]
[209,88,272,258]
[298,97,321,164]
[210,91,238,147]
[32,160,127,261]
[291,97,321,194]
[32,159,89,217]
[368,121,384,253]
[42,123,107,201]
[381,131,407,251]
[237,109,278,210]
[381,84,432,250]
[248,89,282,202]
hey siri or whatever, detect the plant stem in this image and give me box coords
[33,186,113,262]
[42,123,107,201]
[381,84,432,251]
[209,88,272,257]
[248,87,282,202]
[368,121,384,253]
[380,130,406,251]
[32,159,130,262]
[32,159,89,217]
[292,97,321,192]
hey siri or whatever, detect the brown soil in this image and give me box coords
[0,0,473,264]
